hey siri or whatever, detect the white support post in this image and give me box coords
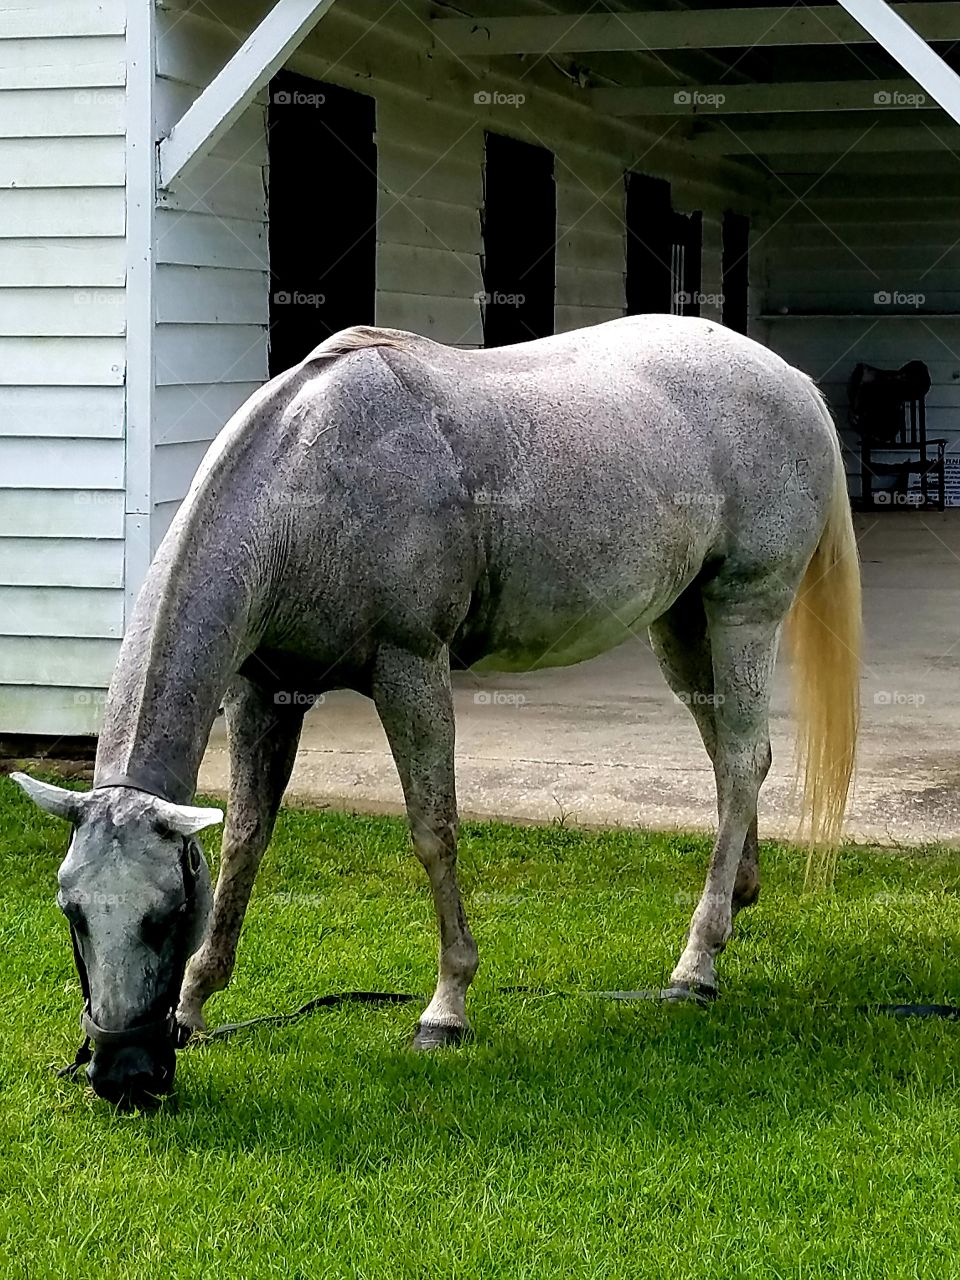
[123,0,156,620]
[158,0,339,189]
[836,0,960,128]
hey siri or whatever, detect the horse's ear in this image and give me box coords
[10,772,88,822]
[151,798,224,837]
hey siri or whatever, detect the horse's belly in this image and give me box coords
[470,589,663,673]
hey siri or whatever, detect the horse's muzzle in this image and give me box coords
[87,1040,176,1109]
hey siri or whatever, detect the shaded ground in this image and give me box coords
[201,511,960,845]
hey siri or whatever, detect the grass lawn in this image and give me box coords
[3,773,960,1278]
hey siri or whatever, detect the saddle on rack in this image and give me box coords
[848,360,944,510]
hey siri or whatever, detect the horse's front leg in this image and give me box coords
[372,644,478,1049]
[176,677,305,1037]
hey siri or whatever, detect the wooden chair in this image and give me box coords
[849,360,945,511]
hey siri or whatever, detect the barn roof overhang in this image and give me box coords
[428,0,960,181]
[152,0,960,193]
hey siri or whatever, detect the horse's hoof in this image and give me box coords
[174,1015,205,1049]
[412,1021,472,1051]
[659,981,717,1007]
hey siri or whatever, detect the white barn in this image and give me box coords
[2,0,960,739]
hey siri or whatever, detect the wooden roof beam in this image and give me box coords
[590,79,934,116]
[431,4,960,55]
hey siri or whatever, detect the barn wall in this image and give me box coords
[0,0,127,734]
[754,162,960,498]
[151,0,762,549]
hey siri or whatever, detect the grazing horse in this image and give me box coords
[14,314,860,1109]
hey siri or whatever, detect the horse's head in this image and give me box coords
[12,773,222,1110]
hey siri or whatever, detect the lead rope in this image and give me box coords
[54,986,960,1079]
[189,990,960,1044]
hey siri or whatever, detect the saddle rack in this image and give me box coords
[849,360,945,512]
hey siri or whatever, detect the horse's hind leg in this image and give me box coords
[665,580,787,998]
[372,644,478,1050]
[177,677,305,1036]
[649,586,760,917]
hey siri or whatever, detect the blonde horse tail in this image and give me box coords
[785,391,862,889]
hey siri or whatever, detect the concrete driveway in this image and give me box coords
[199,512,960,845]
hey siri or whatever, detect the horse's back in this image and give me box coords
[364,316,837,669]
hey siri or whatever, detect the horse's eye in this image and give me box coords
[58,895,86,931]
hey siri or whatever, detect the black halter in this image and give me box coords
[58,780,200,1078]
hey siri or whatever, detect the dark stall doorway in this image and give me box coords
[267,71,377,376]
[626,173,672,316]
[481,132,556,346]
[626,172,703,317]
[722,210,750,334]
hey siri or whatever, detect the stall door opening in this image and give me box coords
[481,132,556,346]
[722,210,750,334]
[268,71,377,375]
[626,173,702,317]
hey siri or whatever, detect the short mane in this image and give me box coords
[307,325,413,362]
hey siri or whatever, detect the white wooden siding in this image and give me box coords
[0,685,111,736]
[0,491,124,539]
[152,1,269,556]
[0,637,119,687]
[0,2,125,40]
[0,35,125,89]
[0,238,125,287]
[0,17,127,734]
[0,386,123,437]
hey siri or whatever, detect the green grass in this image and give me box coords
[3,774,960,1278]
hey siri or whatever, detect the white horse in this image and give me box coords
[15,314,860,1108]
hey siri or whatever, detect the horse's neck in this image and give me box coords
[94,532,253,804]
